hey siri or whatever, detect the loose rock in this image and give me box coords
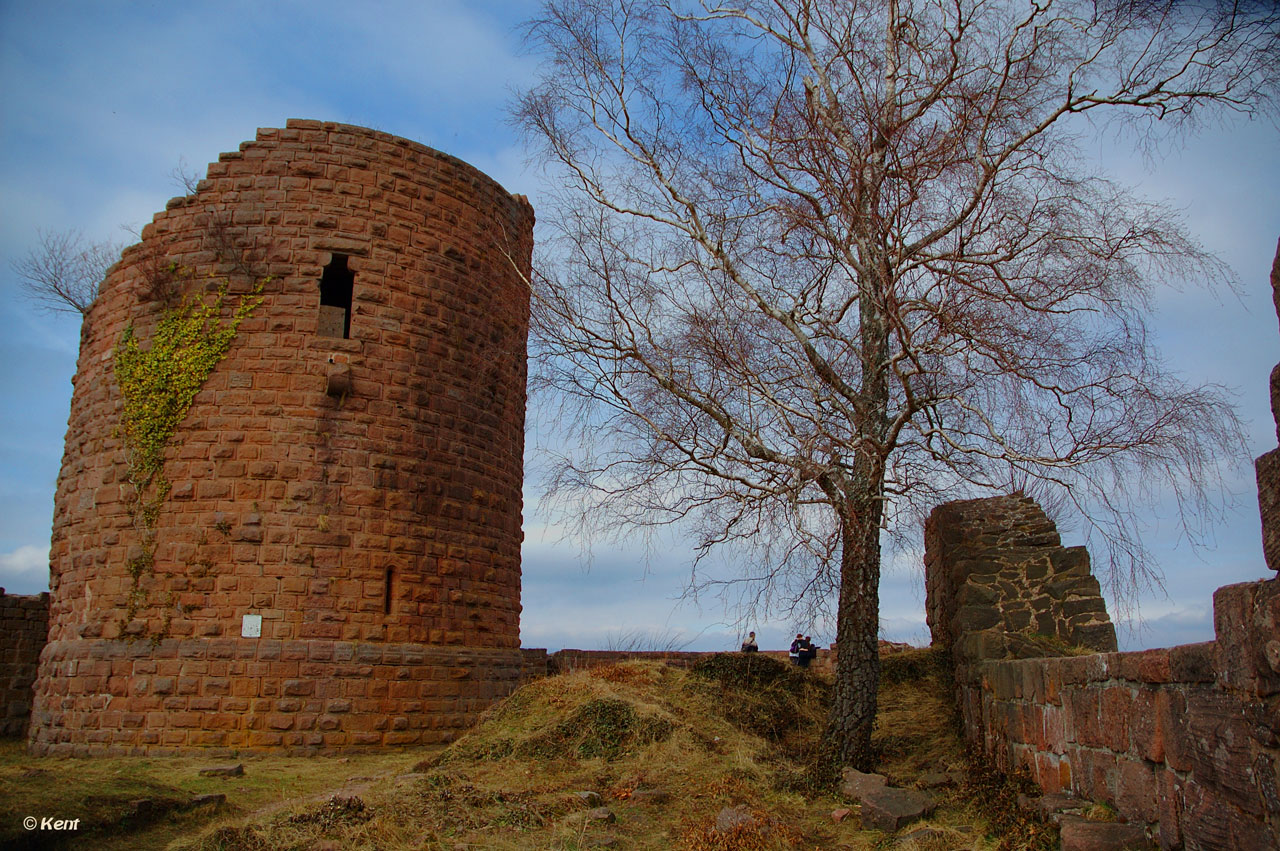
[840,767,888,802]
[1019,791,1083,821]
[587,807,617,823]
[629,787,669,804]
[859,786,936,833]
[189,793,226,808]
[917,772,953,789]
[199,763,245,778]
[715,805,758,832]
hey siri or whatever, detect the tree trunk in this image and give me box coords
[823,487,883,772]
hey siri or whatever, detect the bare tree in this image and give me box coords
[517,0,1274,771]
[12,229,121,316]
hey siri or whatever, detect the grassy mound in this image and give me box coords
[166,651,1049,850]
[184,659,833,850]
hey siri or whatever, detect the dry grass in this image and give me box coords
[874,648,967,783]
[0,739,422,850]
[3,650,1057,850]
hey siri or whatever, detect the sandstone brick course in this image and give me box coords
[30,121,533,754]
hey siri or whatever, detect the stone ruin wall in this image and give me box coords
[926,240,1280,848]
[27,120,534,754]
[0,590,48,737]
[924,494,1119,665]
[927,494,1279,849]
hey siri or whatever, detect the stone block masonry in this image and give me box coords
[0,590,48,737]
[29,121,534,754]
[927,495,1279,849]
[927,238,1280,850]
[925,494,1118,675]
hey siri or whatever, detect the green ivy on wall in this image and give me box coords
[113,275,264,637]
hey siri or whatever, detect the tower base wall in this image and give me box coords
[28,638,527,755]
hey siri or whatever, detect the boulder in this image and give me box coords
[574,790,604,807]
[586,807,616,824]
[1018,791,1085,821]
[916,772,953,789]
[189,793,226,808]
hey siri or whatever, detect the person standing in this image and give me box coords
[740,632,758,653]
[798,635,815,668]
[789,634,803,665]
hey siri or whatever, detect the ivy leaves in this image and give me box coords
[112,277,263,637]
[115,282,260,490]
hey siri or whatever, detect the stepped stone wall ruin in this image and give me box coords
[27,120,534,754]
[927,497,1278,848]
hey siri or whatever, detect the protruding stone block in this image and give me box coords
[1257,449,1280,574]
[1213,578,1280,699]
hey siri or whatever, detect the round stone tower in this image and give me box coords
[29,120,534,754]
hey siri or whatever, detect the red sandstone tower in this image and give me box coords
[29,121,534,754]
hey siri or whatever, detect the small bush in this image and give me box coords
[414,773,560,832]
[286,795,372,830]
[690,653,795,689]
[961,748,1058,851]
[518,697,674,761]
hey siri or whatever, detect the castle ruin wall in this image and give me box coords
[927,495,1279,849]
[0,590,49,737]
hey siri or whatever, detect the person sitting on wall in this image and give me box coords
[740,632,758,653]
[789,634,803,665]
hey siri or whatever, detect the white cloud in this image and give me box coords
[1114,606,1214,652]
[0,545,50,595]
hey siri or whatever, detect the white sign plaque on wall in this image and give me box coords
[241,614,262,638]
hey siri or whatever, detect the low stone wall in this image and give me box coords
[525,647,835,676]
[0,590,49,737]
[29,638,526,755]
[926,495,1280,849]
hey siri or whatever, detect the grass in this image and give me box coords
[0,739,421,850]
[2,649,1061,850]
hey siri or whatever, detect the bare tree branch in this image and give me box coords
[517,0,1273,770]
[12,229,121,316]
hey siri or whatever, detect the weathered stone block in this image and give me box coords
[1213,578,1280,698]
[1058,816,1150,851]
[839,768,887,802]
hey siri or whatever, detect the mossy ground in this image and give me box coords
[3,649,1056,850]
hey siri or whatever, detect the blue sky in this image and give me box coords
[1,0,1277,653]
